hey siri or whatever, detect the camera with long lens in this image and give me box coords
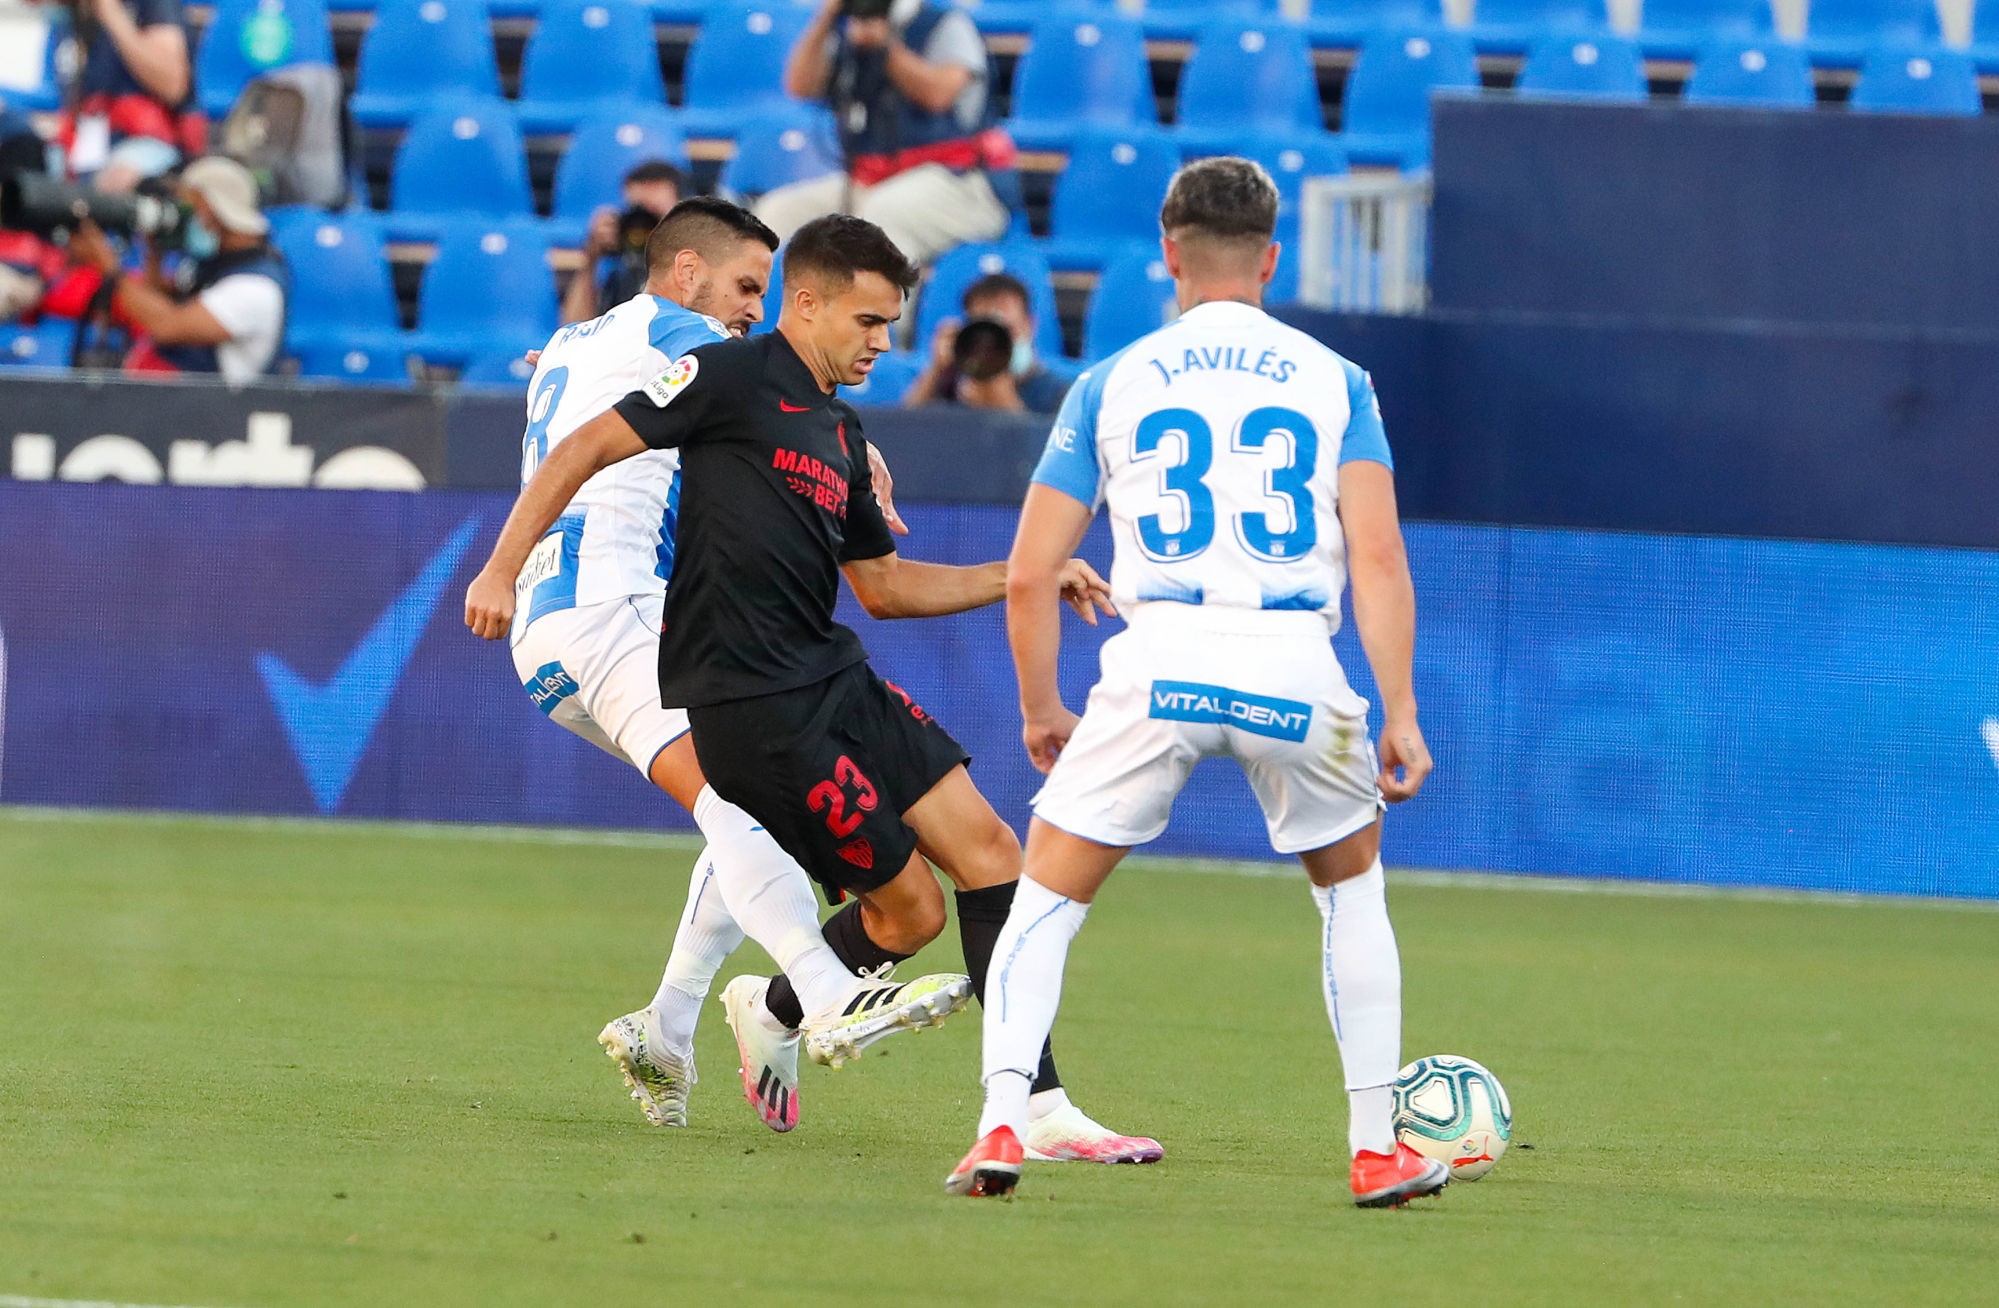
[840,0,894,19]
[614,204,658,256]
[0,171,192,248]
[951,317,1013,383]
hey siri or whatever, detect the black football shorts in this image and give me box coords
[688,661,971,896]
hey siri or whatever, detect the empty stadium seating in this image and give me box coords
[458,351,539,388]
[1240,131,1348,304]
[1684,38,1816,107]
[194,0,336,119]
[846,349,925,404]
[1006,12,1157,151]
[1039,127,1182,271]
[679,1,816,138]
[1175,18,1325,158]
[550,106,691,246]
[1516,32,1649,99]
[270,211,408,361]
[1464,0,1606,55]
[410,219,560,365]
[515,0,668,133]
[916,243,1065,361]
[349,0,502,130]
[1141,0,1282,43]
[294,341,415,383]
[1340,28,1481,167]
[1303,0,1445,51]
[388,98,535,239]
[719,103,841,197]
[1805,0,1943,68]
[1083,249,1177,360]
[1634,0,1774,59]
[1849,45,1982,114]
[0,319,75,369]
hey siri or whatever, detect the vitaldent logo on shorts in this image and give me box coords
[1148,681,1313,742]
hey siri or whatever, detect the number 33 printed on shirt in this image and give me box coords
[1131,406,1319,564]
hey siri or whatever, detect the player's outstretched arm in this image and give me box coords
[1338,460,1431,802]
[1006,484,1101,773]
[841,553,1109,623]
[464,411,649,640]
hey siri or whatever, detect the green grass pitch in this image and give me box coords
[2,808,1995,1307]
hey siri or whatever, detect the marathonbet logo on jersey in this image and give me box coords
[642,356,699,407]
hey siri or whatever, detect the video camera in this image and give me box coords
[840,0,894,19]
[0,171,193,248]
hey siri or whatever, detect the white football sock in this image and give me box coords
[650,849,743,1050]
[1027,1086,1073,1123]
[692,785,855,1020]
[1310,861,1401,1156]
[977,877,1089,1140]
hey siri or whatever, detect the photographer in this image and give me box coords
[903,272,1069,413]
[65,155,286,381]
[557,159,683,326]
[762,0,1014,267]
[58,0,199,194]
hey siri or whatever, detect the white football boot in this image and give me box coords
[597,1008,696,1128]
[801,969,974,1070]
[720,976,802,1132]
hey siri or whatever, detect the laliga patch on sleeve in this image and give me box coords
[642,355,699,407]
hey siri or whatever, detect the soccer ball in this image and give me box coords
[1392,1055,1512,1181]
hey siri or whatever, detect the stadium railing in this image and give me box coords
[1296,171,1433,313]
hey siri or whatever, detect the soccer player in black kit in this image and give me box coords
[466,215,1160,1164]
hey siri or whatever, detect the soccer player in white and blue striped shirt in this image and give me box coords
[948,158,1447,1207]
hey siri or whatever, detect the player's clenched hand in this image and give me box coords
[1057,558,1115,625]
[464,568,516,641]
[867,442,909,536]
[1023,707,1081,774]
[1377,716,1432,802]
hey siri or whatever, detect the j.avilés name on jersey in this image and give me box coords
[1147,346,1298,388]
[772,447,850,515]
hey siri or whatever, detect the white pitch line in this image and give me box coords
[0,1296,233,1308]
[3,805,1995,913]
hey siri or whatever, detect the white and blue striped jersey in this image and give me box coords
[512,294,729,637]
[1030,300,1392,633]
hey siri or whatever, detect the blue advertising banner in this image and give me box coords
[3,482,1995,897]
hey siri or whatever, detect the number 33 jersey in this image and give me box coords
[1030,300,1392,632]
[511,294,730,640]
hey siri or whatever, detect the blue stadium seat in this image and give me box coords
[1303,0,1442,51]
[1684,37,1815,106]
[1515,32,1649,98]
[516,0,667,134]
[458,351,539,389]
[650,0,727,22]
[720,103,841,197]
[349,0,501,130]
[1635,0,1772,60]
[916,243,1065,361]
[295,341,415,384]
[550,106,689,246]
[270,210,407,358]
[411,220,559,365]
[845,350,925,405]
[1340,28,1480,168]
[194,0,336,119]
[1238,131,1347,303]
[1141,0,1281,43]
[1039,127,1181,272]
[1805,0,1943,68]
[0,319,75,369]
[1465,0,1606,54]
[1006,12,1156,151]
[1849,45,1981,114]
[1176,19,1324,158]
[388,98,534,240]
[1082,249,1177,361]
[680,1,816,138]
[966,0,1111,38]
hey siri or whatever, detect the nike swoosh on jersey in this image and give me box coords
[257,517,481,813]
[778,399,811,413]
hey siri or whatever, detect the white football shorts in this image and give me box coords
[510,594,687,774]
[1032,604,1385,854]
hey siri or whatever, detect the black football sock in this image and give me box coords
[956,882,1062,1093]
[763,900,913,1030]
